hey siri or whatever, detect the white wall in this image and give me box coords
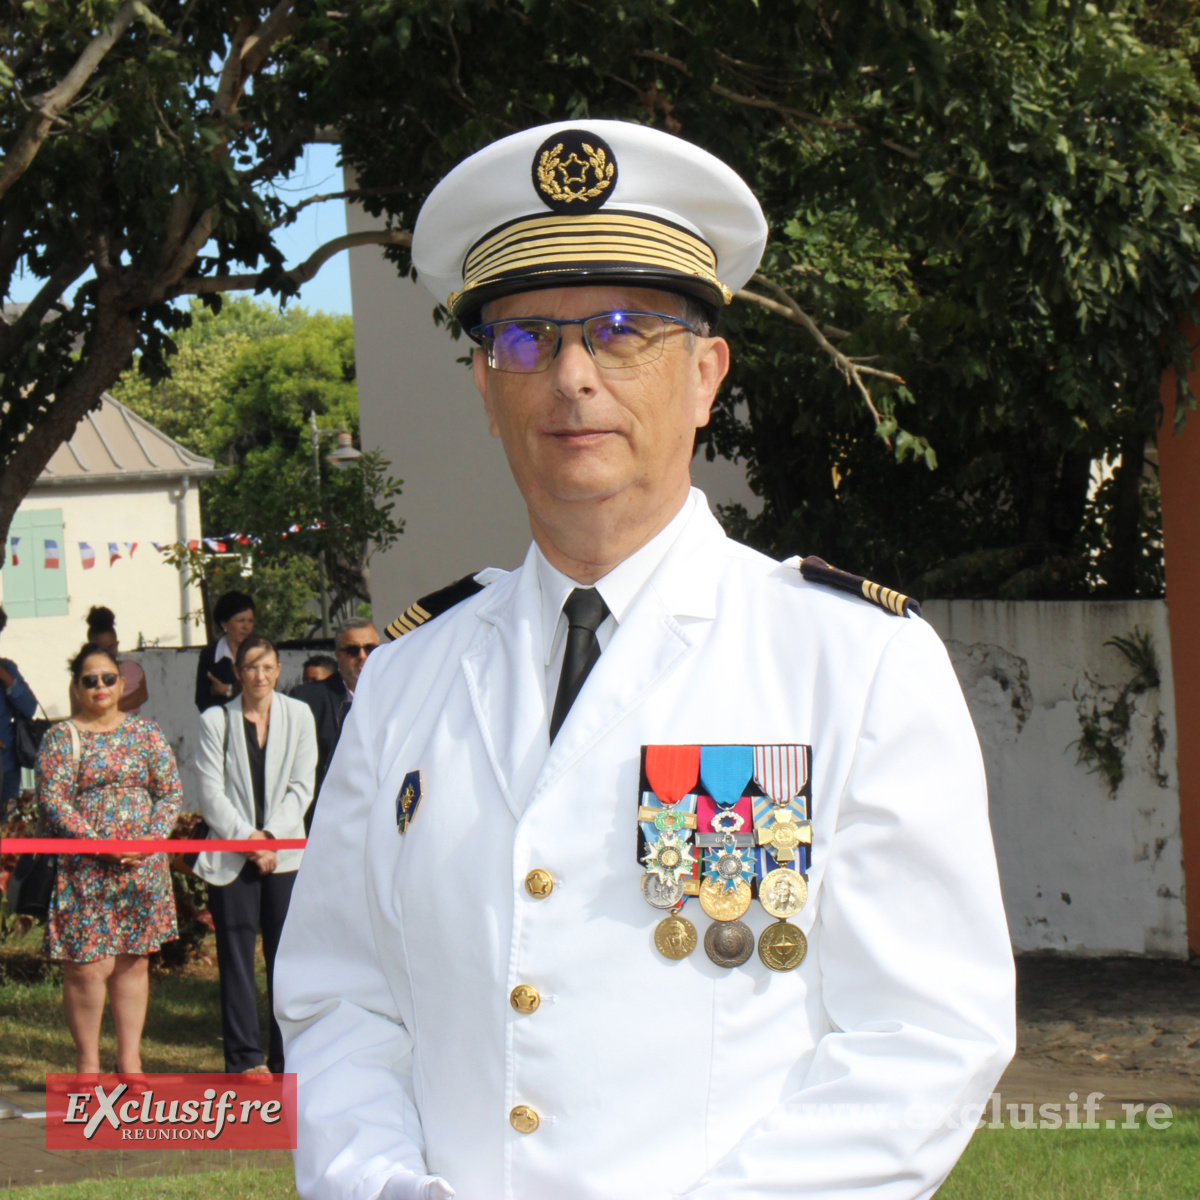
[343,181,760,627]
[0,481,204,718]
[115,601,1187,957]
[923,600,1185,958]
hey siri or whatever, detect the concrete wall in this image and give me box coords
[96,602,1187,958]
[923,600,1185,958]
[343,181,759,628]
[0,481,205,718]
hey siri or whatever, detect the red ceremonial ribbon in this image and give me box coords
[644,744,701,806]
[0,838,306,854]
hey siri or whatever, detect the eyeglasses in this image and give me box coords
[469,311,699,374]
[240,663,279,677]
[81,673,118,689]
[337,644,378,657]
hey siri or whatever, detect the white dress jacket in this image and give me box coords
[194,691,317,885]
[275,494,1015,1200]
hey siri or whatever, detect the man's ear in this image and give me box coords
[473,347,502,438]
[692,336,730,429]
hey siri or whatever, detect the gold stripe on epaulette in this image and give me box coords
[861,579,911,616]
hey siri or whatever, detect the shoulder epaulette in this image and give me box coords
[384,572,490,642]
[798,556,921,618]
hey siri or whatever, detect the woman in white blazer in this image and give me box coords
[194,633,317,1075]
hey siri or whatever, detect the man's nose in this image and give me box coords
[548,325,599,394]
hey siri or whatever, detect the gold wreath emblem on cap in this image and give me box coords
[537,142,614,204]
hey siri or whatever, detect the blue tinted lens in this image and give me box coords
[491,321,554,371]
[586,312,663,362]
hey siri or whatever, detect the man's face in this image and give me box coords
[303,664,334,685]
[472,285,729,524]
[336,625,379,688]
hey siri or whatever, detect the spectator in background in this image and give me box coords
[85,606,148,713]
[293,618,379,808]
[193,634,316,1075]
[0,605,38,822]
[300,654,337,686]
[40,641,182,1075]
[194,591,255,713]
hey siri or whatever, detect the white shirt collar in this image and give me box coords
[214,635,233,663]
[534,489,698,665]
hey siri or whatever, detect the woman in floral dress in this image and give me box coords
[38,642,183,1075]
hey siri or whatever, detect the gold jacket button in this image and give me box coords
[510,1104,539,1134]
[510,984,541,1014]
[525,869,554,898]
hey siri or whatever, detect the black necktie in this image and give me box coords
[549,587,610,741]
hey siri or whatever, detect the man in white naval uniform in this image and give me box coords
[274,120,1015,1200]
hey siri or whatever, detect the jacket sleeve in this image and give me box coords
[267,698,317,836]
[4,661,37,719]
[275,664,435,1200]
[194,708,257,840]
[194,645,213,713]
[681,616,1016,1200]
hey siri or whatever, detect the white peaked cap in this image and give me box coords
[412,119,768,328]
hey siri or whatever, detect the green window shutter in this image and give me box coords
[1,508,68,619]
[29,509,68,617]
[2,511,36,618]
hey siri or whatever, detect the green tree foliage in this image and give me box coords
[5,1,1199,601]
[290,0,1199,598]
[117,300,404,638]
[0,2,408,551]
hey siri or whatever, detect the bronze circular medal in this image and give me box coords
[699,877,751,922]
[758,920,808,972]
[642,873,685,910]
[704,919,754,968]
[758,868,808,919]
[654,914,697,960]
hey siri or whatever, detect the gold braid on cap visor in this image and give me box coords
[447,212,733,313]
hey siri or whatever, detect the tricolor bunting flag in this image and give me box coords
[108,543,121,566]
[43,539,60,569]
[125,541,138,557]
[152,542,167,553]
[203,538,227,553]
[8,537,18,566]
[187,539,200,551]
[79,543,95,570]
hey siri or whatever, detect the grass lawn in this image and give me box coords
[939,1107,1200,1198]
[0,923,268,1085]
[0,1167,296,1199]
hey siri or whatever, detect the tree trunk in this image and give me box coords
[0,307,140,548]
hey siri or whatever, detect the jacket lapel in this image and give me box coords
[461,550,548,820]
[263,694,287,821]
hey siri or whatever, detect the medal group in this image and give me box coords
[637,744,812,971]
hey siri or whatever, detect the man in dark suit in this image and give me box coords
[293,617,379,824]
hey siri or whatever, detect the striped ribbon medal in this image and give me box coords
[752,745,813,973]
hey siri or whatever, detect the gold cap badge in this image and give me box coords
[532,129,617,213]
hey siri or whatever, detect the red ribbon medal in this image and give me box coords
[644,744,701,806]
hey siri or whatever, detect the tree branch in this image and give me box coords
[168,229,413,298]
[270,186,407,229]
[0,0,139,201]
[635,48,919,155]
[736,273,905,446]
[240,0,298,79]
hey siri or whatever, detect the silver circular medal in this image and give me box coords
[642,873,685,910]
[703,918,754,968]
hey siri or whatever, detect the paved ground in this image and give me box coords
[1,955,1199,1190]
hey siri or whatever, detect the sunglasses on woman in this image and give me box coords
[80,673,119,689]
